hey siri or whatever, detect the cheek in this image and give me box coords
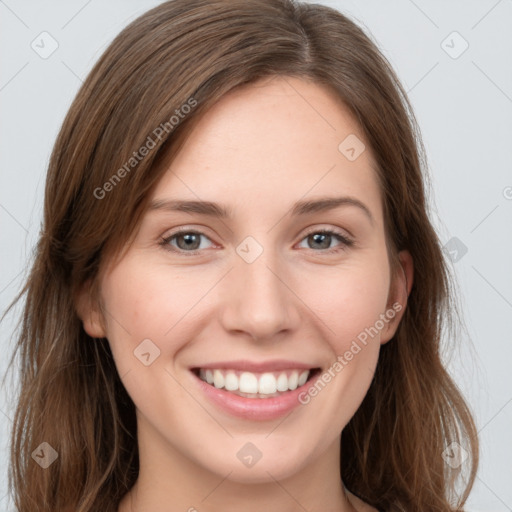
[99,259,215,365]
[286,267,389,452]
[296,259,390,349]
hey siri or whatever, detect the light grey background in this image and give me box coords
[1,0,511,510]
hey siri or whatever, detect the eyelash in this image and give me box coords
[159,227,354,255]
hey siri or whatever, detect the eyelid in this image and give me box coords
[301,224,353,240]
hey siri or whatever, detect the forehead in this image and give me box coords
[150,76,383,227]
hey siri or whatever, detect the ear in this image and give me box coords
[380,250,414,345]
[75,278,107,339]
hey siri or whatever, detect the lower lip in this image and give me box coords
[192,370,320,421]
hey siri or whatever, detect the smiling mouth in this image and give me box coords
[191,367,321,399]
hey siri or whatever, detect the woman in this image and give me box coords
[3,0,478,510]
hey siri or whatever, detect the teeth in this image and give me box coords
[197,368,311,395]
[258,373,277,394]
[224,371,238,391]
[239,372,258,393]
[298,370,309,387]
[276,373,288,392]
[213,369,224,388]
[288,371,299,390]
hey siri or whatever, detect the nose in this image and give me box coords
[219,247,301,342]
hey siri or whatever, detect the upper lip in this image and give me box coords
[191,360,318,373]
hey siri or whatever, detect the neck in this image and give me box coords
[118,417,361,512]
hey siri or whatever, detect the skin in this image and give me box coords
[78,76,413,512]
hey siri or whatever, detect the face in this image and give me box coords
[80,76,411,485]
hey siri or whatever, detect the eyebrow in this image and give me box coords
[148,196,374,224]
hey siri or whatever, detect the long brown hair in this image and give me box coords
[2,0,478,510]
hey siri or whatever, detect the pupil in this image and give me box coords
[179,233,199,250]
[311,233,330,249]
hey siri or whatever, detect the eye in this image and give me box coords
[297,229,354,253]
[159,227,354,255]
[160,229,214,253]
